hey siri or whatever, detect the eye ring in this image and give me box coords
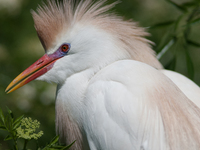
[61,44,70,53]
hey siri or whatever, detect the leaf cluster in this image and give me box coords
[40,136,75,150]
[151,0,200,80]
[0,107,23,150]
[0,108,74,150]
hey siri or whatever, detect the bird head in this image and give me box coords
[5,0,162,93]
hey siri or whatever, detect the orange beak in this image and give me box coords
[5,54,58,94]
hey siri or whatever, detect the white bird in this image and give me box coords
[5,0,200,150]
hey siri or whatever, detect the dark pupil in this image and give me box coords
[63,45,67,51]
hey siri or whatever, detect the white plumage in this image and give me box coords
[161,70,200,107]
[6,0,200,150]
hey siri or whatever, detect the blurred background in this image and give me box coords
[0,0,200,149]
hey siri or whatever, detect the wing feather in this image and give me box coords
[84,60,200,150]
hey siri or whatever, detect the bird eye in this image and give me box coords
[61,44,70,53]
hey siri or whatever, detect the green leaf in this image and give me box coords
[187,39,200,47]
[0,108,5,124]
[49,146,64,148]
[155,27,174,53]
[149,20,175,29]
[13,120,22,130]
[187,17,200,27]
[185,50,194,80]
[166,0,187,12]
[0,125,7,131]
[63,141,76,150]
[50,136,59,145]
[6,107,14,119]
[4,134,13,141]
[47,141,75,150]
[182,2,197,8]
[174,14,184,32]
[41,136,75,150]
[13,115,24,129]
[5,114,13,131]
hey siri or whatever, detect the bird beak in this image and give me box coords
[5,54,57,94]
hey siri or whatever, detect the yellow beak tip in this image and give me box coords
[5,88,10,94]
[5,85,12,94]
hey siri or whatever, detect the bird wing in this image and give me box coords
[83,60,200,150]
[161,69,200,108]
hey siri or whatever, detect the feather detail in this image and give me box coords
[56,96,83,150]
[32,0,162,69]
[86,60,200,150]
[142,73,200,150]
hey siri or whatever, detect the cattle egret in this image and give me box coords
[5,0,200,150]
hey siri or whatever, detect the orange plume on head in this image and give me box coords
[31,0,162,69]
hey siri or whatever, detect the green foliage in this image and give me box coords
[0,107,23,150]
[0,107,74,150]
[151,0,200,80]
[40,136,75,150]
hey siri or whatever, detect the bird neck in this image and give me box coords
[55,67,99,149]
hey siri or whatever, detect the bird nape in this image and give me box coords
[5,0,200,150]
